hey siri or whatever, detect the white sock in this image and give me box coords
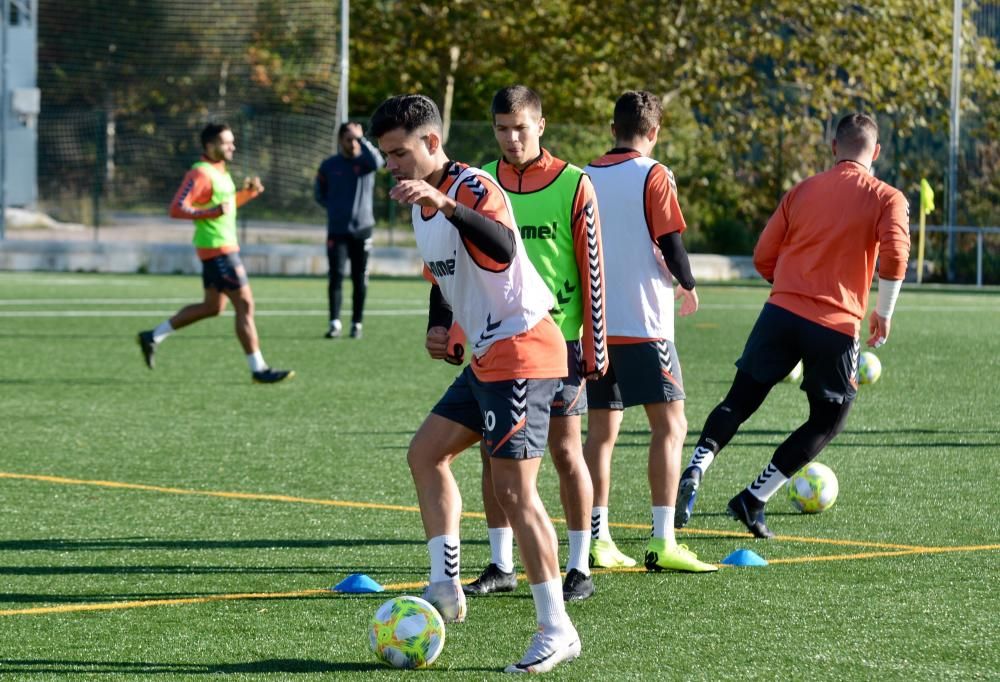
[247,351,267,373]
[152,321,174,344]
[591,506,611,541]
[747,463,789,502]
[688,444,716,474]
[651,506,676,545]
[566,530,591,575]
[428,534,460,583]
[530,577,570,631]
[488,527,515,573]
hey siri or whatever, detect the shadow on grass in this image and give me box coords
[0,537,426,552]
[0,564,407,578]
[0,659,380,674]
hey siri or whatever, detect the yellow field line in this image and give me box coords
[612,520,929,551]
[0,471,990,558]
[0,472,427,515]
[0,589,332,616]
[5,540,999,617]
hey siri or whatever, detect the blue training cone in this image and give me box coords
[720,549,768,567]
[332,573,384,593]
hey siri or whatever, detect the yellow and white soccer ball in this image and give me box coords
[787,462,839,513]
[783,360,804,383]
[857,351,882,385]
[369,596,445,669]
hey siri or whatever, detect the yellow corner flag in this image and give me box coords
[920,178,935,216]
[916,178,934,284]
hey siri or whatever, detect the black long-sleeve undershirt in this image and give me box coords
[427,284,453,331]
[447,203,516,264]
[656,232,696,290]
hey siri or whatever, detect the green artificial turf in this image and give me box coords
[0,273,996,680]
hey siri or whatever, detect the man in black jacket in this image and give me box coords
[314,121,384,339]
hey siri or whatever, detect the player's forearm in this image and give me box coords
[168,174,220,220]
[572,191,607,350]
[168,200,221,221]
[427,285,453,330]
[656,232,696,290]
[359,138,385,173]
[235,189,259,208]
[875,278,903,319]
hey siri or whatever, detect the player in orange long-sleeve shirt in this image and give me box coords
[675,113,911,538]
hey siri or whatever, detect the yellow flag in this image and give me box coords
[920,178,935,216]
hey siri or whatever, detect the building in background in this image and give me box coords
[2,1,38,208]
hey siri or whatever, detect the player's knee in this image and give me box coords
[551,451,587,483]
[807,397,851,439]
[406,438,436,475]
[650,412,687,444]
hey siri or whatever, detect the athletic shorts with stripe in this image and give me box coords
[586,340,685,410]
[201,252,249,292]
[431,365,560,460]
[551,340,588,418]
[737,303,859,404]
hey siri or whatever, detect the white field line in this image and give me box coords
[2,303,997,318]
[0,309,425,318]
[0,297,423,306]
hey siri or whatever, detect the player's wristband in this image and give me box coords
[444,344,465,365]
[876,278,903,318]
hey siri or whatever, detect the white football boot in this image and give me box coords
[504,624,581,674]
[421,580,467,624]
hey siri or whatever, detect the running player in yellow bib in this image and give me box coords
[137,123,292,384]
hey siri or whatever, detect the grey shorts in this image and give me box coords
[551,340,588,418]
[586,340,685,410]
[431,365,560,459]
[201,252,249,292]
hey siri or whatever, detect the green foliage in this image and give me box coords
[36,0,1000,252]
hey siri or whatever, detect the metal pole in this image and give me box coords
[338,0,349,124]
[947,0,963,282]
[976,230,983,287]
[0,4,8,241]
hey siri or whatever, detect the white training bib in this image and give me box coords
[585,156,676,340]
[412,165,554,356]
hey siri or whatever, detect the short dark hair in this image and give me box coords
[491,85,542,119]
[613,91,662,141]
[338,122,356,140]
[835,113,879,154]
[200,123,231,149]
[369,95,442,138]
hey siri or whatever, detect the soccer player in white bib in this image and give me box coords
[369,94,582,674]
[582,91,717,573]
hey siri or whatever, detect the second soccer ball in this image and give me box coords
[787,462,839,513]
[857,351,881,385]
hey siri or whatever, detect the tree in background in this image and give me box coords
[36,0,1000,269]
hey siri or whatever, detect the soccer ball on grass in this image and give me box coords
[787,462,839,513]
[369,595,445,669]
[857,351,881,385]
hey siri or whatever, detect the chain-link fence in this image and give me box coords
[24,1,1000,284]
